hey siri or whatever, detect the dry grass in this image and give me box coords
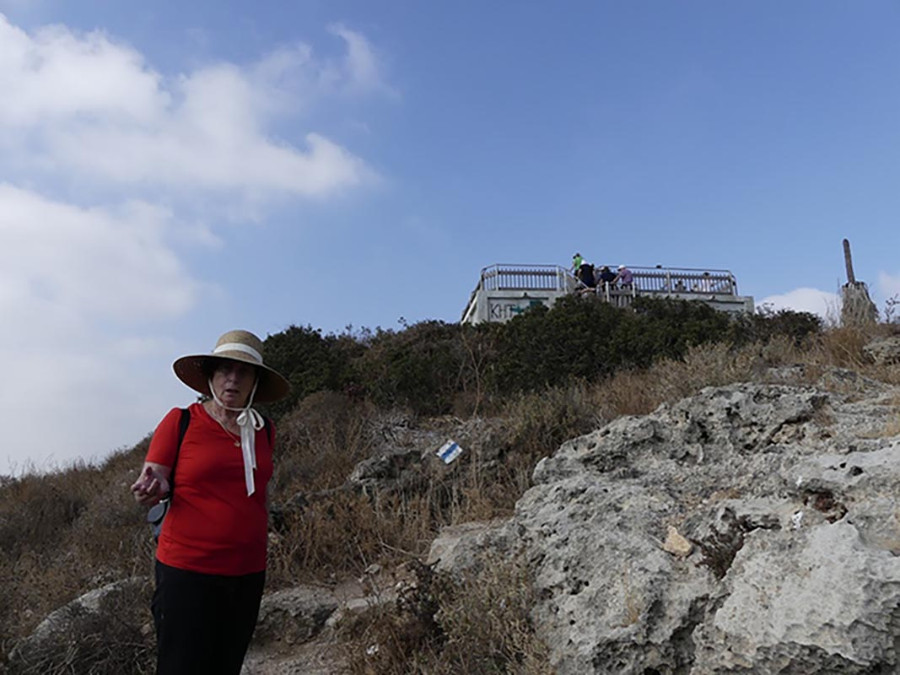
[341,556,553,675]
[594,339,785,419]
[267,491,441,587]
[273,391,377,493]
[498,383,602,475]
[0,445,154,670]
[264,383,607,589]
[815,326,874,370]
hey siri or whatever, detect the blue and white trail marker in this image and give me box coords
[437,439,463,464]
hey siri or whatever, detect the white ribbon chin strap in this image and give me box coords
[236,404,264,496]
[209,378,264,496]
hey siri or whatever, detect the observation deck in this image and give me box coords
[460,264,754,325]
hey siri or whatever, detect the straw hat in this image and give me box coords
[173,329,290,403]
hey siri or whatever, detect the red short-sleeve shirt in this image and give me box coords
[146,402,274,576]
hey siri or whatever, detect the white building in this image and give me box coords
[461,264,754,325]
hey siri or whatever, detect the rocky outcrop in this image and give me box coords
[252,587,339,650]
[864,335,900,366]
[343,415,506,495]
[7,577,150,671]
[432,379,900,674]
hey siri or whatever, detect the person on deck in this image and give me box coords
[131,329,290,675]
[597,265,617,288]
[572,252,584,273]
[578,261,597,290]
[614,264,634,289]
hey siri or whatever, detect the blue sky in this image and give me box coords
[1,1,899,475]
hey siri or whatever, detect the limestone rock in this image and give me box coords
[426,518,513,574]
[435,379,900,674]
[347,446,427,493]
[692,522,900,673]
[253,587,339,649]
[863,335,900,365]
[8,577,149,669]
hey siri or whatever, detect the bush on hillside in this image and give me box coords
[262,325,364,418]
[728,306,823,346]
[261,300,823,420]
[618,295,733,365]
[485,295,733,393]
[352,321,472,416]
[0,469,94,560]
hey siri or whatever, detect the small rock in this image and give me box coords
[662,526,693,557]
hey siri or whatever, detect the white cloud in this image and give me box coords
[0,15,383,197]
[757,287,841,322]
[328,24,396,97]
[878,271,900,299]
[0,15,168,127]
[3,343,186,476]
[0,185,201,475]
[0,184,198,320]
[0,15,392,475]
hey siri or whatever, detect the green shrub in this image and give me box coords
[262,298,813,423]
[486,295,734,394]
[353,321,469,416]
[262,325,364,419]
[728,306,823,347]
[485,298,615,392]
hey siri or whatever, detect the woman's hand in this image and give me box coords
[131,463,171,506]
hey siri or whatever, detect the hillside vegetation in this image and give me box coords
[3,295,891,674]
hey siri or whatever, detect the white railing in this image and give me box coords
[624,266,738,295]
[478,264,574,292]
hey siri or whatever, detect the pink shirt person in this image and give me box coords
[615,265,634,287]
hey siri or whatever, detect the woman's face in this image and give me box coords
[210,359,258,408]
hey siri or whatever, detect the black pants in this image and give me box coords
[152,560,265,675]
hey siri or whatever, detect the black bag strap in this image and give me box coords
[167,407,191,496]
[147,408,189,539]
[177,407,191,447]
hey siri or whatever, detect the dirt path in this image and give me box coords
[243,632,349,674]
[241,573,401,674]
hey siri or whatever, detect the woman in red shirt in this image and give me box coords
[131,329,290,675]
